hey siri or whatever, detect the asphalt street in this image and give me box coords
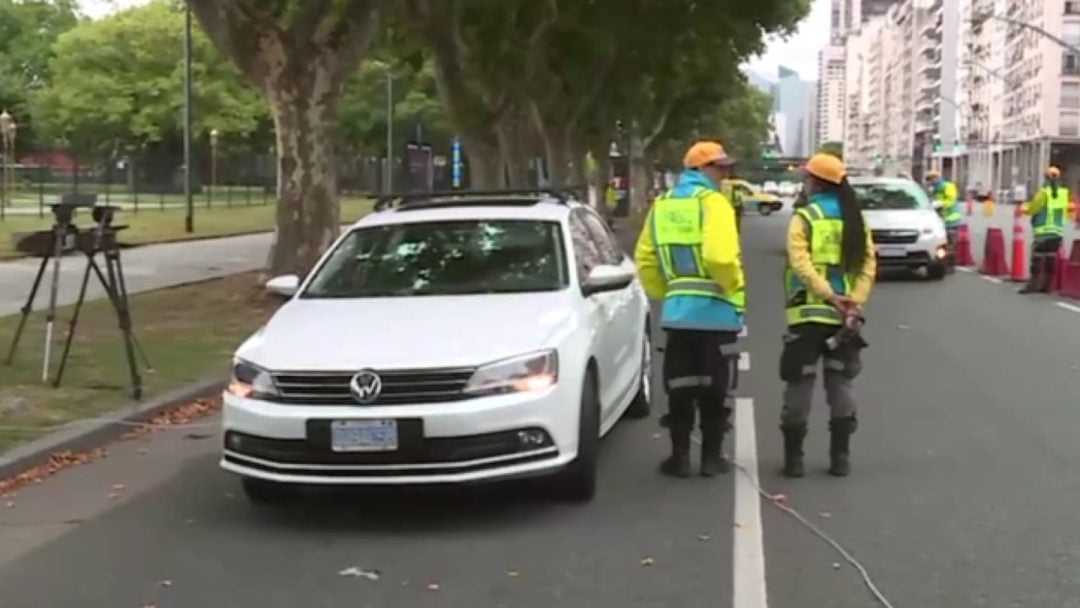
[3,207,1080,607]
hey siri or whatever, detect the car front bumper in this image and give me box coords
[874,234,949,268]
[220,385,579,485]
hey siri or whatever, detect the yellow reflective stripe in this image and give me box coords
[786,304,843,325]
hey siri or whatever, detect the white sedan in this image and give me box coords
[221,192,653,504]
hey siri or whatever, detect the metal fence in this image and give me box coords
[0,142,464,220]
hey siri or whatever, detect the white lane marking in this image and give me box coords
[980,275,1004,284]
[733,397,768,608]
[739,327,749,338]
[739,352,751,371]
[1055,301,1080,314]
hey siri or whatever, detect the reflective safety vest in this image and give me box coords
[935,181,961,226]
[651,186,745,332]
[1032,186,1070,239]
[784,198,855,327]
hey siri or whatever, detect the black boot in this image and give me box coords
[828,416,857,477]
[780,423,808,478]
[660,429,692,478]
[699,429,729,478]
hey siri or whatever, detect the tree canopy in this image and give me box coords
[12,0,811,275]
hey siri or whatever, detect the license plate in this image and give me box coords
[876,245,908,258]
[330,420,398,452]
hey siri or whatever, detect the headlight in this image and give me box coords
[464,350,558,396]
[226,359,279,399]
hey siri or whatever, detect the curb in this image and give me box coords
[0,376,225,481]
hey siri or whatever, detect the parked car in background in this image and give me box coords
[762,181,781,195]
[726,179,784,215]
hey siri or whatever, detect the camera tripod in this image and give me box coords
[4,203,151,400]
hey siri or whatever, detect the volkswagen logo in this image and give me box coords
[349,369,383,404]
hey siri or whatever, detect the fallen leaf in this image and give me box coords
[159,580,172,587]
[896,324,910,330]
[112,484,126,492]
[832,562,842,570]
[770,493,789,506]
[224,493,236,499]
[4,501,14,509]
[338,566,380,580]
[651,433,661,439]
[106,493,119,500]
[185,519,195,525]
[819,511,832,519]
[427,583,440,591]
[640,557,655,567]
[137,447,149,455]
[507,570,519,577]
[697,534,711,542]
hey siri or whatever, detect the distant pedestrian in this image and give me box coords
[1018,166,1069,294]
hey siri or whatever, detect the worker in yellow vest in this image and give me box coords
[635,141,744,478]
[1019,166,1070,294]
[779,154,876,478]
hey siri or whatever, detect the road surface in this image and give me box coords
[3,208,1080,607]
[0,233,270,317]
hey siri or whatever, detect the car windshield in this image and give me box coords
[852,181,931,210]
[301,219,569,298]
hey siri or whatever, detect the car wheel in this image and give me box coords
[757,203,774,216]
[927,263,947,280]
[558,368,600,502]
[241,477,299,505]
[624,325,653,419]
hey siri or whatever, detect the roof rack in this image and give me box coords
[373,186,588,212]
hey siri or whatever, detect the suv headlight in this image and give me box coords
[464,350,559,397]
[226,359,279,399]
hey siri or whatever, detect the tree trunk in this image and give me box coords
[630,145,652,216]
[588,142,611,213]
[264,71,341,278]
[566,139,586,186]
[495,111,530,188]
[460,132,501,189]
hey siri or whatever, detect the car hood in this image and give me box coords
[236,291,577,371]
[863,208,940,230]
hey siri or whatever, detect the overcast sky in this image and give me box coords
[79,0,830,81]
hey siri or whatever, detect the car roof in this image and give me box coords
[353,193,580,229]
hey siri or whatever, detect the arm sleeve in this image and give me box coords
[786,214,835,301]
[700,192,745,297]
[1022,190,1047,217]
[633,209,667,301]
[848,229,877,306]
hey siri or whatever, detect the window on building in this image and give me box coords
[1068,1,1080,15]
[1064,52,1080,76]
[1063,83,1080,109]
[1061,111,1080,137]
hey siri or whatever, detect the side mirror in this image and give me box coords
[265,274,300,298]
[582,264,634,296]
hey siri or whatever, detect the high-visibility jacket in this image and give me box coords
[634,170,744,332]
[932,180,961,226]
[784,193,876,326]
[1029,186,1070,239]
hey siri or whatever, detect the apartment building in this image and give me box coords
[958,0,1080,193]
[817,44,847,146]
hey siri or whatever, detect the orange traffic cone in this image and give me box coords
[955,224,974,266]
[979,227,1009,275]
[1008,216,1027,282]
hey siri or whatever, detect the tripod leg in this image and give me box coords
[42,234,66,383]
[5,254,50,365]
[96,254,142,400]
[52,259,94,388]
[110,251,152,371]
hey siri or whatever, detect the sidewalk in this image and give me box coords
[0,232,272,317]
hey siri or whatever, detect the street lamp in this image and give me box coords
[183,5,194,233]
[210,128,219,190]
[370,60,393,192]
[1,110,16,216]
[971,11,1080,56]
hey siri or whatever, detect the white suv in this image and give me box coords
[221,190,652,503]
[849,176,951,280]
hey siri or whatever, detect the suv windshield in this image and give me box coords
[852,181,931,210]
[302,219,569,298]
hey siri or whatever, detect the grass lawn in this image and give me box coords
[0,272,278,454]
[0,197,373,259]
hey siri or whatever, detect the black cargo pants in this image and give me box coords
[662,329,738,441]
[1028,236,1063,292]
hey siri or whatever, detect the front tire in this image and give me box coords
[757,203,774,216]
[624,325,653,419]
[927,262,947,281]
[558,369,600,502]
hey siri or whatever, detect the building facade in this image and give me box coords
[817,44,848,147]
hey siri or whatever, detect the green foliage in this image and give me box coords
[818,141,843,160]
[32,1,267,152]
[0,0,79,149]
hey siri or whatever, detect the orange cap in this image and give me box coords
[803,153,846,185]
[683,141,736,169]
[925,169,940,179]
[1047,165,1061,179]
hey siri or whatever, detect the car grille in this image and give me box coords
[871,229,919,244]
[270,367,476,405]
